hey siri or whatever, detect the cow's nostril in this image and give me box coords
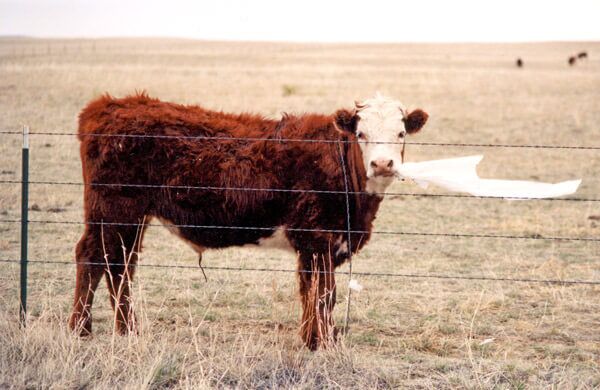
[371,160,394,170]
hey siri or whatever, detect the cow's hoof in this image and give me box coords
[303,330,337,351]
[115,321,138,336]
[68,315,92,337]
[304,334,319,351]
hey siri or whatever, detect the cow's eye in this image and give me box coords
[357,132,366,140]
[398,132,406,139]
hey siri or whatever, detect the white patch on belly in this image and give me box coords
[333,234,349,258]
[245,227,295,253]
[157,217,205,255]
[335,240,348,257]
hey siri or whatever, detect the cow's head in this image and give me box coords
[335,94,428,194]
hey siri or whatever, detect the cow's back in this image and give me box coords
[78,93,279,186]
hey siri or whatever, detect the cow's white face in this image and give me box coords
[335,94,428,195]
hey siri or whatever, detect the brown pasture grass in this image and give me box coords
[0,38,599,388]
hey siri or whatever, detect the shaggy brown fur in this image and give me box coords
[69,93,425,349]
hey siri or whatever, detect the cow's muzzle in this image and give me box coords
[370,159,396,177]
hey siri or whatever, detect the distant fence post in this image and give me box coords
[20,125,29,326]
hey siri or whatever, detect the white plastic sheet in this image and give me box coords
[396,155,581,199]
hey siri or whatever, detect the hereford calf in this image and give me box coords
[69,93,428,349]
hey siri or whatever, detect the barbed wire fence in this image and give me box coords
[0,126,599,334]
[2,42,147,59]
[2,41,229,59]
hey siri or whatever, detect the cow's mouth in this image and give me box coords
[372,171,397,178]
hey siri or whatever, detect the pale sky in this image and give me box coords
[1,0,599,43]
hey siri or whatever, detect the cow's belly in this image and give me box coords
[157,217,207,254]
[157,217,295,254]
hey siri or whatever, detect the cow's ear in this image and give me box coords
[403,109,428,134]
[334,109,359,134]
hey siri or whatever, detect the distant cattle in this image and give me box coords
[69,93,428,349]
[577,51,588,59]
[568,56,577,66]
[516,58,523,68]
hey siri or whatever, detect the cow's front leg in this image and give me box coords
[297,252,337,350]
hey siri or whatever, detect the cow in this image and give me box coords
[577,51,588,59]
[516,58,523,68]
[68,93,428,349]
[568,56,577,66]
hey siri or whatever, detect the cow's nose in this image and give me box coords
[371,159,394,169]
[370,159,394,176]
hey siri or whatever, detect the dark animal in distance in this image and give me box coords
[577,51,588,59]
[568,56,577,66]
[516,58,523,68]
[69,93,428,349]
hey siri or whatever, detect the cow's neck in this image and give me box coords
[365,177,394,197]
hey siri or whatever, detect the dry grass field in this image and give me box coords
[0,38,599,388]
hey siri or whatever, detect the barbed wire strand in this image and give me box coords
[0,179,596,202]
[0,258,598,285]
[0,219,597,242]
[337,140,354,332]
[0,130,599,150]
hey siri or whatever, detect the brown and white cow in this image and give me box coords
[69,93,428,349]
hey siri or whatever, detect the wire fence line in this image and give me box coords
[1,259,599,286]
[0,179,597,202]
[1,218,598,242]
[2,124,598,333]
[1,129,600,150]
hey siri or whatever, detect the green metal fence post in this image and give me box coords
[20,125,29,326]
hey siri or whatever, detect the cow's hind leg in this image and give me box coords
[69,219,148,336]
[102,222,148,335]
[69,225,107,335]
[298,252,337,350]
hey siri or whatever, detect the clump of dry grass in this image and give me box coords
[1,264,598,388]
[0,290,404,389]
[282,84,298,97]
